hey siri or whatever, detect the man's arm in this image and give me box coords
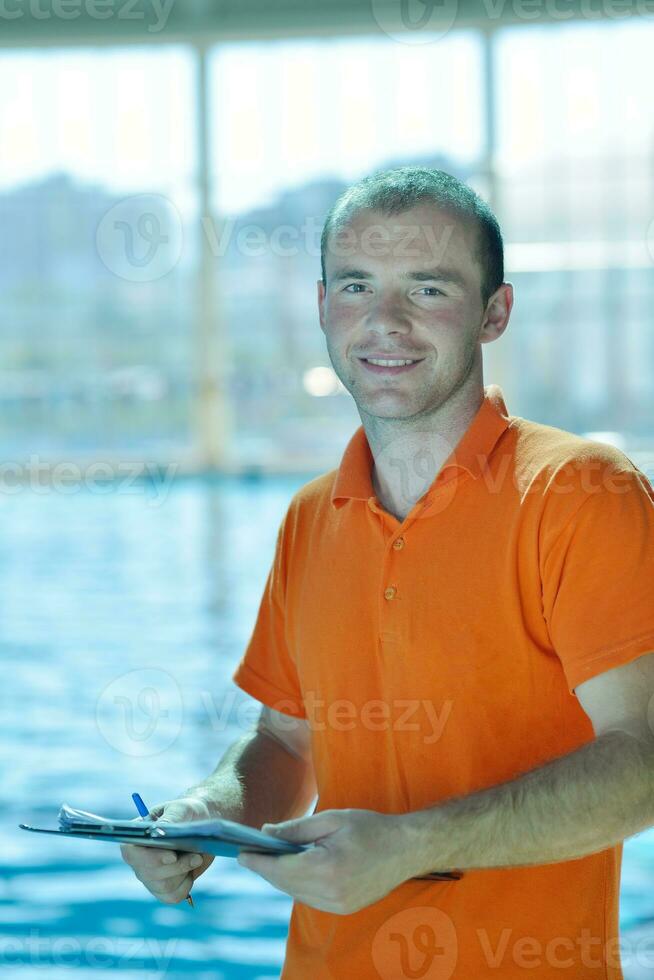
[182,703,317,828]
[233,652,654,914]
[402,650,654,875]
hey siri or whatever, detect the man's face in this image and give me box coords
[317,203,502,421]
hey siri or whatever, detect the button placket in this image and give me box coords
[386,530,405,596]
[380,528,406,644]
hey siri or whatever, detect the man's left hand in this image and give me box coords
[237,808,415,914]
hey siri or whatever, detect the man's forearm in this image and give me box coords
[402,729,654,875]
[182,729,315,828]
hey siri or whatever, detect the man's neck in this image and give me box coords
[364,380,485,522]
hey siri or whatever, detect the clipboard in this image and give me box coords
[19,804,310,858]
[19,804,463,879]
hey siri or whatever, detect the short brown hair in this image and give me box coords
[320,165,504,308]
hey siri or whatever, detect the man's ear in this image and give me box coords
[480,282,513,344]
[317,278,326,334]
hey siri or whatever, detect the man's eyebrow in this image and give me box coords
[331,268,372,282]
[330,267,468,288]
[406,268,468,288]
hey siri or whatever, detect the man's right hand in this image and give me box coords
[120,796,217,904]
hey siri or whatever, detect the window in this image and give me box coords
[494,20,654,436]
[0,46,197,459]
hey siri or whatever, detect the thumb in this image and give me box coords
[146,803,166,821]
[261,810,341,844]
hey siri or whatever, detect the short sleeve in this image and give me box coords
[232,505,306,718]
[540,462,654,694]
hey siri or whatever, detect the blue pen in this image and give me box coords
[131,792,194,908]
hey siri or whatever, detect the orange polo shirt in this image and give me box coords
[232,383,654,979]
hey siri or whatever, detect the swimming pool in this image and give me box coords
[2,468,653,979]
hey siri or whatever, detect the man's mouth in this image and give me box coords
[358,356,424,374]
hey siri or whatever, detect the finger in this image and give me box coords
[152,852,204,881]
[237,849,336,911]
[139,868,187,892]
[151,872,195,905]
[261,810,340,844]
[121,842,165,869]
[236,855,298,898]
[123,843,175,872]
[237,850,302,883]
[190,854,213,879]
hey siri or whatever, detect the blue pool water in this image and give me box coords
[1,467,654,979]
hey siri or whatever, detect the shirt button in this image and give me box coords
[393,537,405,550]
[384,586,397,600]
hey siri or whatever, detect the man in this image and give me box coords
[122,167,654,979]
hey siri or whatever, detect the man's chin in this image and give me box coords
[356,398,427,422]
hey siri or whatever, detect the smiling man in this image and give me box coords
[132,167,654,979]
[315,188,509,524]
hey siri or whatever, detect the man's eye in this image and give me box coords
[419,287,444,296]
[343,283,367,293]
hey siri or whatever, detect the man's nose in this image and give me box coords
[364,294,412,334]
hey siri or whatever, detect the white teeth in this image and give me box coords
[366,358,416,367]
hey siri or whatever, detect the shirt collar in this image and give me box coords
[331,383,512,508]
